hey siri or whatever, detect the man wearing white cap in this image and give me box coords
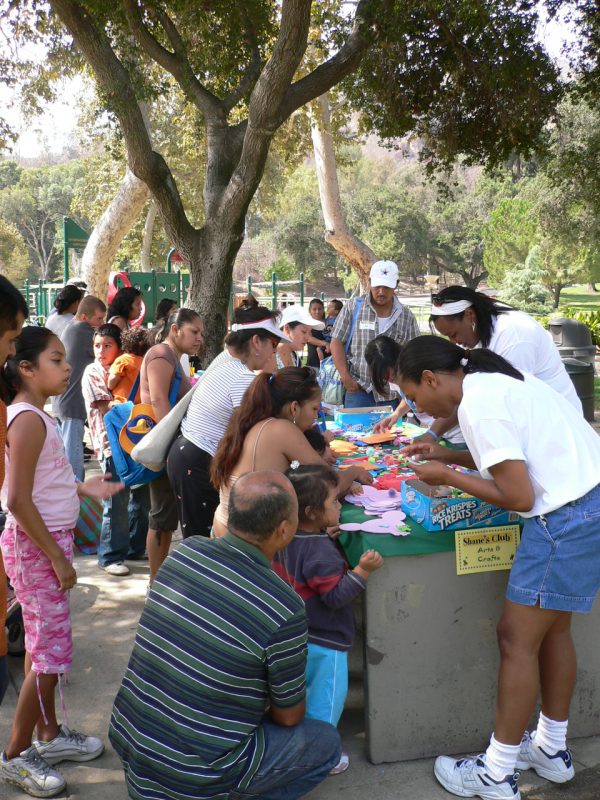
[330,260,420,407]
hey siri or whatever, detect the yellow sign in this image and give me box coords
[455,525,521,575]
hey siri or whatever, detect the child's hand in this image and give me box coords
[326,525,341,540]
[79,474,126,500]
[348,481,363,496]
[51,554,77,591]
[358,549,384,574]
[352,467,374,485]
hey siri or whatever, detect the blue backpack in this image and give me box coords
[104,368,181,486]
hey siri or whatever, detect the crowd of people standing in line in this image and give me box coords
[0,261,600,800]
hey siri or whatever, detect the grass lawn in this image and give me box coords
[559,285,600,312]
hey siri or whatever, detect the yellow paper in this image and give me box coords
[455,525,521,575]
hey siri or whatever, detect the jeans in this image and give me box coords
[229,719,341,800]
[345,388,399,409]
[99,456,150,566]
[58,417,85,482]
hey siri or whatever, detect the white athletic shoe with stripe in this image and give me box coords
[434,754,521,799]
[516,731,575,783]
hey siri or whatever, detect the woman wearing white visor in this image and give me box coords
[417,287,582,442]
[167,306,290,538]
[276,304,326,368]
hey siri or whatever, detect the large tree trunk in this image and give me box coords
[185,218,245,365]
[552,283,563,309]
[141,201,157,270]
[310,93,376,288]
[81,168,149,298]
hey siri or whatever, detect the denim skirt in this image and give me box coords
[507,483,600,613]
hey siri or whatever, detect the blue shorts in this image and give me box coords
[507,484,600,613]
[305,643,348,726]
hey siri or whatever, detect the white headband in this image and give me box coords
[430,300,473,316]
[229,318,291,342]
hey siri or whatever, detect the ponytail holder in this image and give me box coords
[268,373,275,384]
[460,357,468,367]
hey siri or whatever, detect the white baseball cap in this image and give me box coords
[279,305,325,331]
[230,317,292,342]
[369,260,399,288]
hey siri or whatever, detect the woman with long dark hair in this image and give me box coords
[167,306,289,538]
[107,287,143,332]
[398,335,600,800]
[210,367,371,537]
[140,308,204,582]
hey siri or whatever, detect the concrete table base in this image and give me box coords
[363,550,600,763]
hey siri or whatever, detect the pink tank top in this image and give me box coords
[1,403,80,532]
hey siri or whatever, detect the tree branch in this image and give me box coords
[50,0,196,247]
[223,24,261,113]
[122,0,222,120]
[276,0,373,124]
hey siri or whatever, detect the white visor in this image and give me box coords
[430,299,473,316]
[230,318,291,342]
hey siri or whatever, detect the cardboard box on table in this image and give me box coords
[401,478,520,531]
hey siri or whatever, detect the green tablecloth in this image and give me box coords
[339,502,456,567]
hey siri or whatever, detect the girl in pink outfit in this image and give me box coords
[0,327,124,799]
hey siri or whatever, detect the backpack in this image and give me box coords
[104,368,181,486]
[318,298,363,406]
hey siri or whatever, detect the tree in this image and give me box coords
[0,218,30,283]
[0,160,89,280]
[482,196,538,287]
[499,245,552,314]
[8,0,581,359]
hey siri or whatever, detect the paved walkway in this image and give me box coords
[2,549,600,800]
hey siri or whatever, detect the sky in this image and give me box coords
[0,8,576,160]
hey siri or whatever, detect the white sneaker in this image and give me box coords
[515,731,574,783]
[33,725,104,765]
[101,562,130,576]
[0,746,66,797]
[434,754,520,799]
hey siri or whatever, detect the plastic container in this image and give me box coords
[562,357,595,422]
[548,318,596,367]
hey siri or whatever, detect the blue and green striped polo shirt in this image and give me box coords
[109,533,307,800]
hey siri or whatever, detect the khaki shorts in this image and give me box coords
[148,472,178,534]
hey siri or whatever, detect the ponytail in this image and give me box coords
[155,307,201,343]
[397,335,524,383]
[210,366,319,488]
[365,335,401,395]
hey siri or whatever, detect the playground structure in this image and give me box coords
[23,270,307,326]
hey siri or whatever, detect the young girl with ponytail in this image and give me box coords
[398,335,600,800]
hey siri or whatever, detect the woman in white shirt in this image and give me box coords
[167,307,289,538]
[398,335,600,800]
[45,284,84,338]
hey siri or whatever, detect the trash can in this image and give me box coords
[562,357,595,422]
[548,318,596,368]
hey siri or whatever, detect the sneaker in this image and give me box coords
[330,752,350,775]
[434,754,520,800]
[515,732,574,783]
[33,725,104,765]
[0,746,66,797]
[101,562,130,576]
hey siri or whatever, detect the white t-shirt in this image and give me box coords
[46,312,75,339]
[486,311,582,412]
[180,350,256,456]
[458,372,600,517]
